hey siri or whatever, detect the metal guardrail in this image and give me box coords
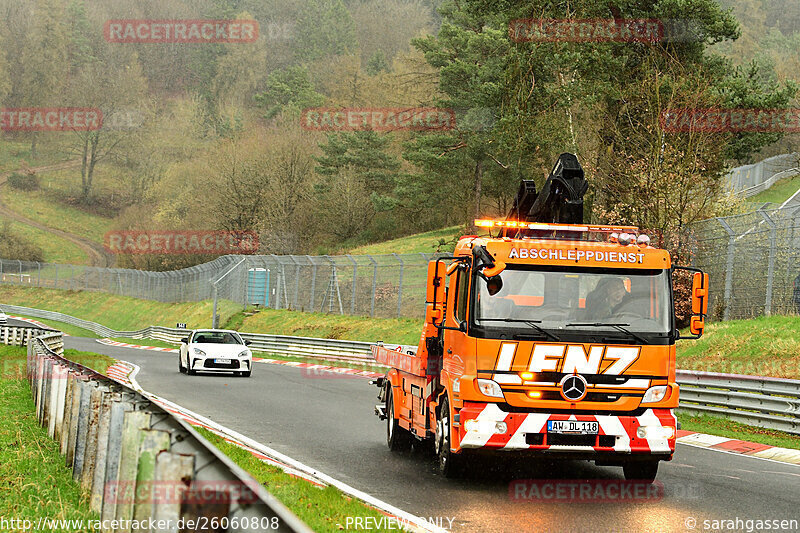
[1,324,58,347]
[17,328,312,532]
[4,305,800,435]
[676,370,800,435]
[1,304,378,363]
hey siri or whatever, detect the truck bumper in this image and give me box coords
[457,403,676,455]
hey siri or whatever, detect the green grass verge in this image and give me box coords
[0,217,89,264]
[348,226,465,255]
[676,315,800,379]
[0,285,241,331]
[239,308,421,345]
[749,174,800,205]
[195,427,398,532]
[0,344,99,530]
[61,348,116,375]
[11,313,98,338]
[677,412,800,450]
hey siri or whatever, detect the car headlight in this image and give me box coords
[641,385,668,404]
[476,379,504,399]
[238,350,250,358]
[193,348,206,356]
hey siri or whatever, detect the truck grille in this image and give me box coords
[525,433,616,448]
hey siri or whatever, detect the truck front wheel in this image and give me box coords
[386,388,412,452]
[623,460,659,483]
[435,397,463,478]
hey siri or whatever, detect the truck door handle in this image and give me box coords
[447,349,452,354]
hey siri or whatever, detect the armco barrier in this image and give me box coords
[676,369,800,435]
[4,304,800,435]
[1,324,59,347]
[1,303,377,363]
[21,328,313,533]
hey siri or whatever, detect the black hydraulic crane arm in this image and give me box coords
[502,153,589,238]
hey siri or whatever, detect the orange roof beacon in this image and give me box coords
[372,153,709,481]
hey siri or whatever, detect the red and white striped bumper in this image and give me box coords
[457,403,676,454]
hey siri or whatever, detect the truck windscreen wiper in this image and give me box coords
[564,322,647,344]
[476,318,560,342]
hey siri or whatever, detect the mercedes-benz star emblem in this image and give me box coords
[559,374,588,402]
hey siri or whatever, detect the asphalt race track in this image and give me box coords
[66,336,800,533]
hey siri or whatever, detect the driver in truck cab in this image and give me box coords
[584,277,629,320]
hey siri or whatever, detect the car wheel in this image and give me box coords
[623,460,659,483]
[386,387,412,452]
[187,359,197,376]
[178,355,185,373]
[435,396,463,478]
[242,370,251,377]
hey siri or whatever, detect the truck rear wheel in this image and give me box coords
[623,460,659,483]
[386,388,412,452]
[435,397,463,478]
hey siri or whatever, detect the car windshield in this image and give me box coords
[473,266,671,335]
[192,332,242,345]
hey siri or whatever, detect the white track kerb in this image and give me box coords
[111,359,447,533]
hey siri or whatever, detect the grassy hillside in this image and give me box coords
[3,185,114,245]
[0,218,88,264]
[348,226,465,255]
[676,315,800,379]
[0,285,420,344]
[0,285,240,331]
[236,308,421,345]
[0,140,67,173]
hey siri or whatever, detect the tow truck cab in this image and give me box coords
[374,223,709,480]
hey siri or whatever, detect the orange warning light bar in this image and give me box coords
[474,219,639,234]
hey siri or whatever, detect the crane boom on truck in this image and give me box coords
[371,153,709,481]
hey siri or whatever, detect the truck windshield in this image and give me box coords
[473,266,671,337]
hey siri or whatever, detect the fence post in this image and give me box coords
[37,262,41,287]
[307,255,317,311]
[368,256,377,318]
[289,255,301,310]
[393,253,404,318]
[716,217,736,321]
[758,209,777,316]
[347,255,357,315]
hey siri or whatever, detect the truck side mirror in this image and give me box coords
[689,316,705,336]
[485,275,503,296]
[689,272,709,337]
[483,259,506,278]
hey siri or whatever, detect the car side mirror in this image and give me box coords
[244,340,252,346]
[180,337,189,344]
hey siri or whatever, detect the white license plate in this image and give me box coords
[214,359,230,364]
[547,420,599,435]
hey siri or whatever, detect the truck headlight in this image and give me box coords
[476,379,504,399]
[637,425,675,440]
[464,419,507,434]
[641,385,668,404]
[193,348,206,356]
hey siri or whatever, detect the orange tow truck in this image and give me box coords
[372,154,709,480]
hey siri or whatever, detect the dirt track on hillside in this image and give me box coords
[0,160,116,267]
